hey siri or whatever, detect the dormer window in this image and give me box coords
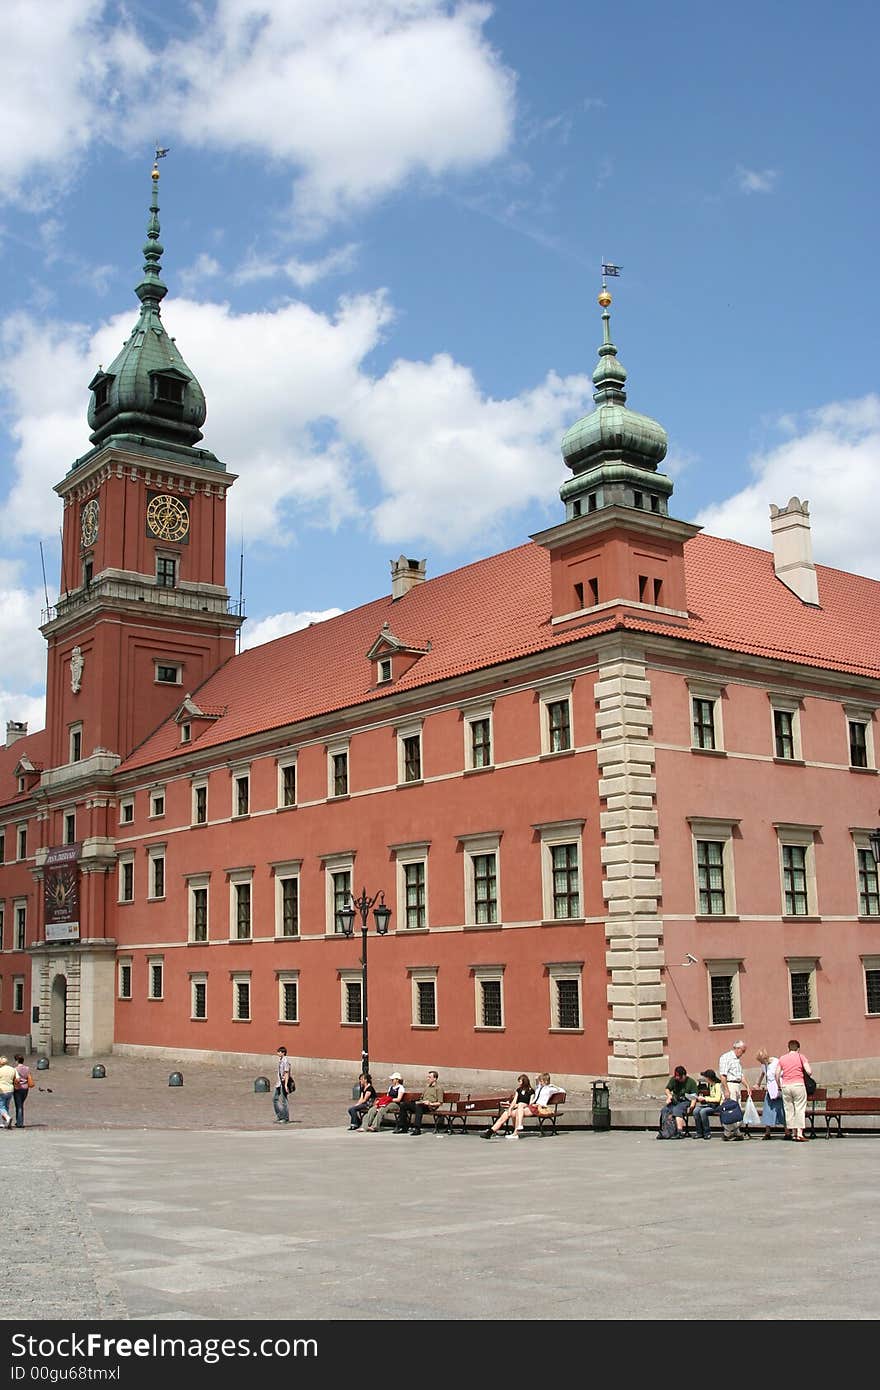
[181,722,191,744]
[94,379,111,410]
[153,374,185,405]
[378,658,392,684]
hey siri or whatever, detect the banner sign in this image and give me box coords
[43,843,81,940]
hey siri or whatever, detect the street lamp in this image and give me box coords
[336,886,391,1075]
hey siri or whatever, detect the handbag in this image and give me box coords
[799,1053,817,1096]
[27,1074,35,1089]
[742,1095,761,1127]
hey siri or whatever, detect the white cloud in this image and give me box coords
[178,253,223,295]
[695,394,880,579]
[735,165,778,194]
[235,243,360,289]
[0,579,49,731]
[240,608,342,651]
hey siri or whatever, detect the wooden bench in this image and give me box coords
[502,1090,567,1136]
[444,1095,510,1134]
[820,1095,880,1137]
[389,1090,461,1132]
[683,1087,826,1136]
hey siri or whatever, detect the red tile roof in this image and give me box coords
[118,532,880,773]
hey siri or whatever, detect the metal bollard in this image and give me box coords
[254,1076,271,1093]
[168,1072,183,1087]
[37,1057,50,1071]
[91,1064,107,1079]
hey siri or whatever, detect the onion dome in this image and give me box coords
[559,288,673,519]
[87,158,208,451]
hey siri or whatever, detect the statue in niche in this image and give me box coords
[70,646,84,694]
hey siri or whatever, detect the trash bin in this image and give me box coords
[591,1080,611,1131]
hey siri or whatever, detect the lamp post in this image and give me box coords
[336,886,391,1075]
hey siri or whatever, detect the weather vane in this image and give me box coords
[599,259,621,307]
[152,145,170,178]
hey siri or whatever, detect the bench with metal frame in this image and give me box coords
[820,1095,880,1137]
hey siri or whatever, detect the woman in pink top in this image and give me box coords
[776,1039,813,1141]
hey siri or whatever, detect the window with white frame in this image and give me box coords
[63,810,76,845]
[148,957,164,1000]
[147,845,166,900]
[340,970,363,1025]
[0,831,4,862]
[149,787,165,818]
[548,962,583,1031]
[474,965,504,1028]
[118,853,134,904]
[119,798,134,825]
[537,821,585,921]
[232,973,251,1021]
[324,855,354,934]
[16,824,27,860]
[180,722,191,744]
[769,694,802,760]
[775,824,819,917]
[118,958,132,1000]
[13,901,25,951]
[855,838,880,917]
[461,833,501,927]
[463,703,494,770]
[232,769,250,818]
[191,974,207,1020]
[688,682,725,751]
[69,724,83,763]
[411,967,438,1027]
[228,871,253,940]
[706,959,742,1027]
[328,742,350,798]
[278,971,299,1023]
[187,875,210,942]
[13,977,24,1012]
[272,861,301,938]
[845,706,875,769]
[0,904,5,949]
[862,956,880,1016]
[192,780,208,825]
[394,843,429,931]
[689,818,738,917]
[397,723,423,784]
[277,755,297,809]
[539,682,573,755]
[155,662,182,685]
[787,957,818,1021]
[378,657,392,684]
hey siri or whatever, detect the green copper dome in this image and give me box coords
[87,162,207,450]
[561,307,667,473]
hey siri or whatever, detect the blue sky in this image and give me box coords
[1,0,879,732]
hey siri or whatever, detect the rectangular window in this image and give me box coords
[697,840,726,915]
[14,903,26,952]
[233,977,251,1021]
[148,959,164,1000]
[156,664,181,684]
[332,751,349,798]
[280,977,299,1023]
[149,851,165,900]
[858,848,880,917]
[280,877,299,937]
[190,885,208,942]
[473,853,498,925]
[790,969,815,1021]
[344,978,363,1025]
[118,961,132,1000]
[279,761,297,808]
[234,882,252,940]
[156,556,177,588]
[64,812,76,845]
[782,844,808,916]
[865,965,880,1017]
[402,733,422,783]
[193,783,208,825]
[17,825,27,860]
[416,979,437,1027]
[70,726,82,763]
[551,844,580,920]
[13,978,24,1012]
[404,861,426,930]
[0,832,4,862]
[479,977,503,1028]
[849,720,868,768]
[119,857,134,903]
[119,799,133,825]
[547,700,571,753]
[692,697,716,750]
[470,717,492,768]
[0,905,5,949]
[332,870,352,931]
[710,973,735,1026]
[234,774,249,818]
[192,978,207,1020]
[774,708,795,760]
[547,965,583,1031]
[150,790,165,818]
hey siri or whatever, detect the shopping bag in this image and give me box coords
[742,1095,761,1127]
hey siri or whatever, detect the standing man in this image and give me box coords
[719,1039,746,1108]
[274,1045,294,1124]
[398,1069,445,1134]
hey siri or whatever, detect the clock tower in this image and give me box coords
[41,158,242,768]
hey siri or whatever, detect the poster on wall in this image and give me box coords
[44,843,81,941]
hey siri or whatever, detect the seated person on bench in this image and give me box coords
[481,1074,533,1139]
[397,1069,445,1134]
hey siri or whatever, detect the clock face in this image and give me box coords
[81,499,99,547]
[146,493,190,542]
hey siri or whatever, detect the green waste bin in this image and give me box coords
[591,1080,611,1131]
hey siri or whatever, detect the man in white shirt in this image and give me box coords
[273,1045,294,1124]
[719,1040,746,1107]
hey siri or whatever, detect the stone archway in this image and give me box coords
[50,974,68,1055]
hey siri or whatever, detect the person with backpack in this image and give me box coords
[273,1045,295,1124]
[657,1065,698,1139]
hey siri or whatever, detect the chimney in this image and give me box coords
[769,497,819,605]
[391,555,427,601]
[6,720,28,748]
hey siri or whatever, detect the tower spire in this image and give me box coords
[135,149,169,309]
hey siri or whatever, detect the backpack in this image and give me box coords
[657,1109,679,1139]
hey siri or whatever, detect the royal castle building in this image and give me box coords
[1,165,879,1089]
